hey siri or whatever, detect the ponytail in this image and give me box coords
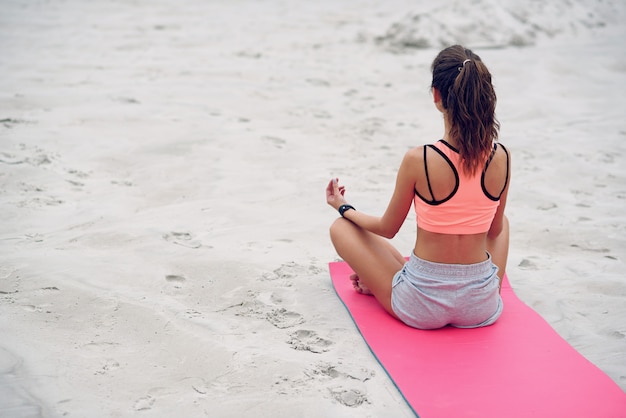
[431,45,500,175]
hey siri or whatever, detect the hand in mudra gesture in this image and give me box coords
[326,178,347,211]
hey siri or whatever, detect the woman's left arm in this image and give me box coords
[326,149,418,239]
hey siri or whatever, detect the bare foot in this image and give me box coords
[349,273,373,295]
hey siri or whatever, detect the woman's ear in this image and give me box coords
[432,87,444,113]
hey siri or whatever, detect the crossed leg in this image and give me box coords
[329,217,406,319]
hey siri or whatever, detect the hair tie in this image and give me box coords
[458,59,471,72]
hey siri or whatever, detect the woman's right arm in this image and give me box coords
[329,148,420,239]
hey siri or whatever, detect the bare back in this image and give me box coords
[414,141,510,264]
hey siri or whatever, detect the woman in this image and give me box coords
[326,45,510,330]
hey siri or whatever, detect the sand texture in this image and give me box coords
[1,0,625,416]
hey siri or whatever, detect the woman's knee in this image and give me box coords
[329,217,360,254]
[329,217,350,240]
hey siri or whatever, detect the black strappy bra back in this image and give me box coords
[415,140,509,206]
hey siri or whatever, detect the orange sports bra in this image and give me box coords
[414,140,509,234]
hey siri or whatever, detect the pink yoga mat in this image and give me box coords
[329,261,626,417]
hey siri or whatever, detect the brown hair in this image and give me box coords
[431,45,500,174]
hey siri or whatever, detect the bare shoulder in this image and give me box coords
[483,141,511,197]
[495,142,511,159]
[398,146,426,177]
[404,146,425,164]
[490,141,511,170]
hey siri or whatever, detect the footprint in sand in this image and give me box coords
[306,362,375,383]
[0,266,17,280]
[133,395,155,411]
[266,308,304,329]
[0,151,25,165]
[328,387,369,407]
[0,144,53,167]
[0,118,31,128]
[165,275,186,289]
[162,231,202,249]
[262,260,324,281]
[218,289,265,319]
[22,304,44,313]
[184,309,203,319]
[95,359,120,375]
[537,202,557,211]
[65,169,89,188]
[273,361,374,401]
[570,243,610,254]
[518,258,539,270]
[288,330,333,353]
[165,274,185,283]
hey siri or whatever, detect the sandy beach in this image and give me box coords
[1,0,625,416]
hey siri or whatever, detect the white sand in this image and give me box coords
[1,0,625,416]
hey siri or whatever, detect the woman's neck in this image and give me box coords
[441,113,456,147]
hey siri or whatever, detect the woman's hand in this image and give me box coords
[326,178,347,210]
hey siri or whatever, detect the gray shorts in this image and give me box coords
[391,252,503,330]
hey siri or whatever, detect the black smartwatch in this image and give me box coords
[338,204,355,217]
